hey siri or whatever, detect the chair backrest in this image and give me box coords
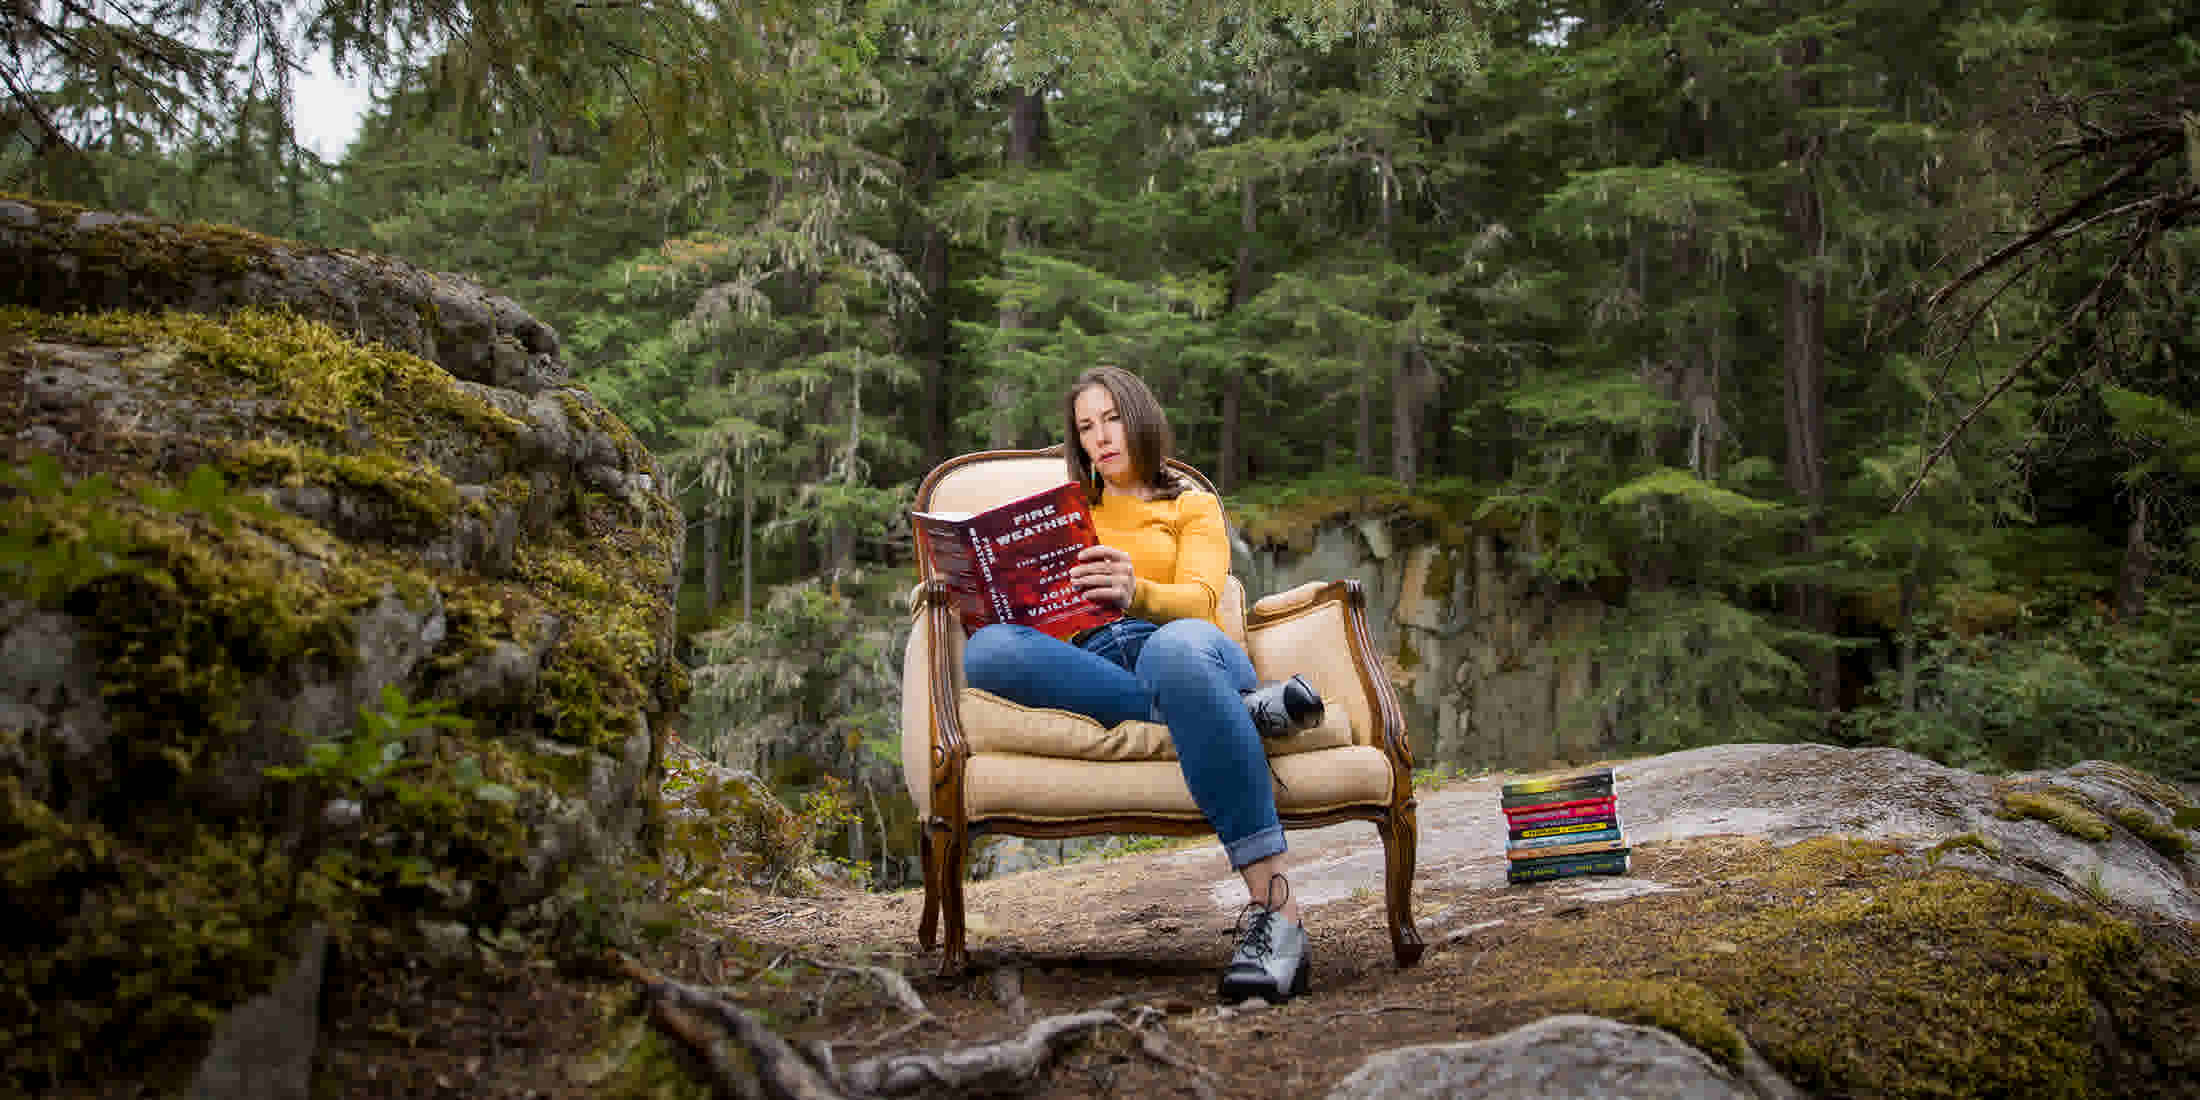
[913,447,1244,642]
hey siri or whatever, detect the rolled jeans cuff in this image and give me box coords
[1223,823,1285,871]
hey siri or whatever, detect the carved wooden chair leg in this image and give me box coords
[1380,805,1426,967]
[917,823,941,951]
[939,818,972,976]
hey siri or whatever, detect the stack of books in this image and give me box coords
[1503,767,1629,884]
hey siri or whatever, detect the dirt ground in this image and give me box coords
[311,756,2200,1099]
[687,838,1720,1100]
[312,772,1692,1099]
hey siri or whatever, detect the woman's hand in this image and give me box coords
[1070,545,1136,610]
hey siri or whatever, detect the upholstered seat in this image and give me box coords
[900,448,1425,974]
[955,687,1358,762]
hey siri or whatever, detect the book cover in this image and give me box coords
[911,481,1125,642]
[1502,783,1614,810]
[1510,815,1620,841]
[1501,768,1615,796]
[1507,836,1627,860]
[1507,850,1631,883]
[1502,798,1617,825]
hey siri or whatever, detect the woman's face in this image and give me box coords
[1073,385,1135,490]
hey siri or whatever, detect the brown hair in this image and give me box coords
[1063,366,1186,502]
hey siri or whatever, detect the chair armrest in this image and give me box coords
[1244,580,1414,788]
[900,580,972,820]
[1247,580,1334,624]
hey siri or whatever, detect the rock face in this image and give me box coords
[0,199,683,1097]
[0,197,570,396]
[1326,1014,1799,1100]
[1620,745,2200,926]
[1239,516,1609,771]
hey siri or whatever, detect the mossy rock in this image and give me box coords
[1461,836,2200,1099]
[1,284,678,1094]
[1998,783,2114,842]
[2112,807,2193,861]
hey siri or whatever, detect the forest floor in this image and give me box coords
[316,766,1678,1098]
[313,752,2200,1099]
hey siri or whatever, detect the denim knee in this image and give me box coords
[962,623,1026,694]
[1140,618,1232,672]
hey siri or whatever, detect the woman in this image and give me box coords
[962,365,1322,1004]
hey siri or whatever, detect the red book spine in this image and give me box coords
[1502,795,1616,821]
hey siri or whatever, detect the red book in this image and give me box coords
[1503,797,1617,824]
[911,481,1125,642]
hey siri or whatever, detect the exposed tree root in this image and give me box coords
[615,954,1179,1098]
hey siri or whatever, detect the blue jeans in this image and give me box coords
[963,618,1284,870]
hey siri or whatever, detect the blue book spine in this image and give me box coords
[1507,826,1623,852]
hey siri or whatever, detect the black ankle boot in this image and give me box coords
[1243,674,1324,739]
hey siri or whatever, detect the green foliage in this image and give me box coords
[1844,598,2200,780]
[266,685,516,805]
[686,576,904,773]
[1600,469,1784,521]
[654,748,858,901]
[2101,386,2200,478]
[1,454,278,603]
[262,686,530,923]
[681,576,906,879]
[1580,589,1821,750]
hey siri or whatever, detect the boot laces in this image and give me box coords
[1231,873,1292,959]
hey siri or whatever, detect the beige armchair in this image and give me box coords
[900,448,1425,975]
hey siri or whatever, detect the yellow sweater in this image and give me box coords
[1091,488,1228,626]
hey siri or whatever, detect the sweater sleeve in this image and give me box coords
[1130,490,1228,625]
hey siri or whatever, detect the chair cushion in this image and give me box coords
[959,687,1355,761]
[963,745,1396,820]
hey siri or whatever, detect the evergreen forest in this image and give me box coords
[8,0,2197,843]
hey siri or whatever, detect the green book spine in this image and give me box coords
[1507,850,1631,883]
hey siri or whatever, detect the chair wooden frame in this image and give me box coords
[906,448,1425,975]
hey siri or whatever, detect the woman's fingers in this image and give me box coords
[1070,547,1133,608]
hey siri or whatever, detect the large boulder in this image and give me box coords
[0,197,683,1098]
[1326,1014,1801,1100]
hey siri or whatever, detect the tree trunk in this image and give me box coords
[2115,491,2153,621]
[1357,373,1375,474]
[990,85,1047,448]
[1781,33,1839,716]
[922,223,951,466]
[1376,150,1425,487]
[741,448,755,622]
[911,94,953,469]
[1392,344,1425,488]
[825,366,862,584]
[1220,174,1259,492]
[701,501,724,617]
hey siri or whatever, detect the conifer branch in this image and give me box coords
[1898,222,2157,513]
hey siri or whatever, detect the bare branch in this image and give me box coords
[1896,226,2156,512]
[1924,137,2175,314]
